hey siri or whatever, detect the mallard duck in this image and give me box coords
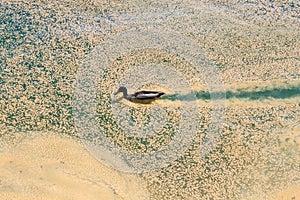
[114,86,165,104]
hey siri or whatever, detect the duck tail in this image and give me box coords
[157,92,165,98]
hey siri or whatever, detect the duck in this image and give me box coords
[114,86,165,104]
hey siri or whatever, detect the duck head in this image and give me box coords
[114,86,128,97]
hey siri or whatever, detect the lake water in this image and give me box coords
[0,1,299,199]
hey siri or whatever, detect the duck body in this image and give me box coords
[114,86,165,104]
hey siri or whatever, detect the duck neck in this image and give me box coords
[121,88,129,99]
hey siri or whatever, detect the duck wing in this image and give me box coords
[133,91,165,99]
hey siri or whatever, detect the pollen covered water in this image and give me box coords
[0,0,299,199]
